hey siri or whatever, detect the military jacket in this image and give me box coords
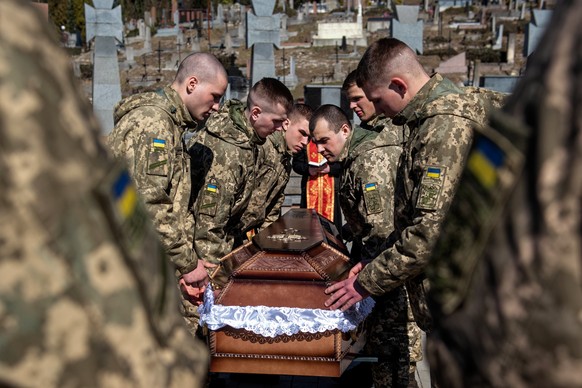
[428,2,582,384]
[338,119,402,262]
[189,100,265,264]
[240,130,292,233]
[109,86,197,275]
[0,2,208,385]
[357,74,505,331]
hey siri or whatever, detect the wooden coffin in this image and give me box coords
[205,209,367,377]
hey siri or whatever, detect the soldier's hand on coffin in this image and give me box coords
[181,259,215,288]
[347,260,371,278]
[324,276,370,312]
[179,278,205,306]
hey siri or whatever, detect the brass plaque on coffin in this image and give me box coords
[206,209,365,377]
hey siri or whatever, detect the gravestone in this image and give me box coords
[493,24,504,50]
[281,56,298,89]
[144,25,152,53]
[311,0,366,47]
[435,52,468,74]
[216,4,224,27]
[246,0,281,86]
[507,33,516,64]
[84,0,123,134]
[524,9,552,57]
[391,5,423,54]
[479,75,520,93]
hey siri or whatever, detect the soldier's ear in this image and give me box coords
[340,123,351,138]
[390,77,407,97]
[186,75,199,93]
[250,105,262,120]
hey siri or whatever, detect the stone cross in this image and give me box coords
[84,0,123,134]
[246,0,281,86]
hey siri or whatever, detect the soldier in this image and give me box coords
[241,103,313,235]
[108,52,228,301]
[323,37,505,335]
[342,69,392,134]
[185,78,293,324]
[427,1,582,386]
[310,105,421,387]
[0,1,208,386]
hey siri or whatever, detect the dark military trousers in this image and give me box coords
[365,287,421,388]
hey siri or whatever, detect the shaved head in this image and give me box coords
[174,52,227,85]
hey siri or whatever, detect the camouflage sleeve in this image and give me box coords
[109,107,196,273]
[354,146,400,261]
[261,184,286,228]
[358,114,474,296]
[191,144,242,265]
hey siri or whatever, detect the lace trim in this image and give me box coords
[199,284,375,338]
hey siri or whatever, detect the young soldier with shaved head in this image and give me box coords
[109,52,228,334]
[324,38,504,352]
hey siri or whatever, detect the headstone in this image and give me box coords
[524,9,552,57]
[280,14,288,41]
[84,0,123,134]
[224,33,233,53]
[126,46,135,65]
[493,24,503,50]
[246,0,281,85]
[138,19,145,38]
[72,61,81,78]
[297,9,304,21]
[177,28,184,46]
[311,1,366,47]
[144,25,152,53]
[507,33,516,64]
[85,0,123,43]
[479,75,520,93]
[282,56,298,89]
[391,5,423,54]
[435,52,468,74]
[144,11,152,27]
[173,9,180,27]
[216,4,225,27]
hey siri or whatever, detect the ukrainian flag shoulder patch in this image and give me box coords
[152,138,166,149]
[112,169,138,219]
[364,182,377,192]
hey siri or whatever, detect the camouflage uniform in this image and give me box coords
[427,1,582,386]
[109,86,198,276]
[339,121,421,387]
[240,130,292,233]
[189,99,264,277]
[356,74,505,332]
[0,1,208,386]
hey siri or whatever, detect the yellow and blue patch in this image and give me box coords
[152,138,166,149]
[426,167,442,179]
[206,184,218,193]
[364,182,377,192]
[468,137,505,189]
[112,170,137,219]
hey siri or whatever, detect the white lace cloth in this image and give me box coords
[199,284,375,338]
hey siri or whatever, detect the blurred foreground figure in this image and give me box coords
[0,1,208,386]
[427,1,582,386]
